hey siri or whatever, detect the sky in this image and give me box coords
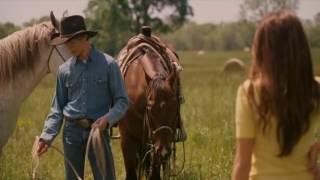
[0,0,319,25]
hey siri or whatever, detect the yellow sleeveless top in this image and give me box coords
[235,79,320,180]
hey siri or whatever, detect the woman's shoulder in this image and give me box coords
[236,80,253,105]
[238,79,262,105]
[315,76,320,84]
[239,79,251,91]
[238,79,258,95]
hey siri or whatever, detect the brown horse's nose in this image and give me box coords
[156,146,171,160]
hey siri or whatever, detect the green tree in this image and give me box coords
[84,0,193,55]
[22,16,50,27]
[163,21,256,51]
[315,12,320,25]
[240,0,299,22]
[0,16,51,39]
[0,22,20,39]
[308,14,320,47]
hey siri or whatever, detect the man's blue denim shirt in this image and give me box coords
[40,46,129,144]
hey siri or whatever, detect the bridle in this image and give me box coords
[41,23,68,73]
[144,106,175,142]
[46,45,67,73]
[144,75,179,142]
[138,73,184,178]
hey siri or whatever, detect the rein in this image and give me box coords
[46,45,67,73]
[144,76,175,140]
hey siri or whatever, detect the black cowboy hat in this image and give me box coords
[50,11,97,45]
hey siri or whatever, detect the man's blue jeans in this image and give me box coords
[62,122,116,180]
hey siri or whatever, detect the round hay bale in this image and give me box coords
[223,58,246,72]
[243,46,250,52]
[197,50,205,56]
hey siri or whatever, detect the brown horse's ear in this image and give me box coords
[50,11,59,30]
[166,66,177,87]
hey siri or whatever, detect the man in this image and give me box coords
[37,13,128,180]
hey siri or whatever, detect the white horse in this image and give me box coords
[0,16,71,154]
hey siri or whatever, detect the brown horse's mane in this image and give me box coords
[146,75,169,101]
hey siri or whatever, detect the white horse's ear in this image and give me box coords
[50,11,59,30]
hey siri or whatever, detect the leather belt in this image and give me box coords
[65,117,94,129]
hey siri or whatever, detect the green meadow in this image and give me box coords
[1,49,320,179]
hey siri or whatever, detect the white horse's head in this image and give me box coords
[0,19,72,87]
[34,12,72,76]
[45,11,72,75]
[35,31,71,75]
[0,15,72,152]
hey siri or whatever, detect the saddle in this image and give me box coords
[113,33,186,141]
[117,34,182,79]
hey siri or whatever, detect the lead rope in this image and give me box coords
[84,128,107,180]
[31,128,106,180]
[31,136,82,180]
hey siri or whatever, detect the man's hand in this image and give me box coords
[92,116,109,131]
[37,139,49,156]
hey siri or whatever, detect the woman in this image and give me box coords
[232,10,320,180]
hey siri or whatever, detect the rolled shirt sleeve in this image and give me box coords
[40,68,68,145]
[104,61,129,127]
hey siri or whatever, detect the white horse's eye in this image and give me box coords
[160,101,165,108]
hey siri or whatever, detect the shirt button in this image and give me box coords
[83,102,86,105]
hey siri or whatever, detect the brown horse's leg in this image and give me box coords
[121,135,140,180]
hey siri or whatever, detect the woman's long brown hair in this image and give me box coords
[248,10,320,156]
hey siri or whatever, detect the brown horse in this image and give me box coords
[117,29,182,180]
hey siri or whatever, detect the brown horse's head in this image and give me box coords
[146,68,179,161]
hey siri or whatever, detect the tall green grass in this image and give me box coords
[1,49,319,179]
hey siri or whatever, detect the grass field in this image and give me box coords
[1,49,320,179]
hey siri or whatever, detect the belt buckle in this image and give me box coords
[78,119,91,129]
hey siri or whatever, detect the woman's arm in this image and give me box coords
[232,138,254,180]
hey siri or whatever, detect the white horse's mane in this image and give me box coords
[0,22,53,85]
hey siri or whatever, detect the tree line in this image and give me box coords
[0,0,319,55]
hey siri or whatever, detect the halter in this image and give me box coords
[46,45,68,73]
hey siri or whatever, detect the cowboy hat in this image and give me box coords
[50,11,97,45]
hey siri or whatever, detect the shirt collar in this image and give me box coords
[71,45,96,66]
